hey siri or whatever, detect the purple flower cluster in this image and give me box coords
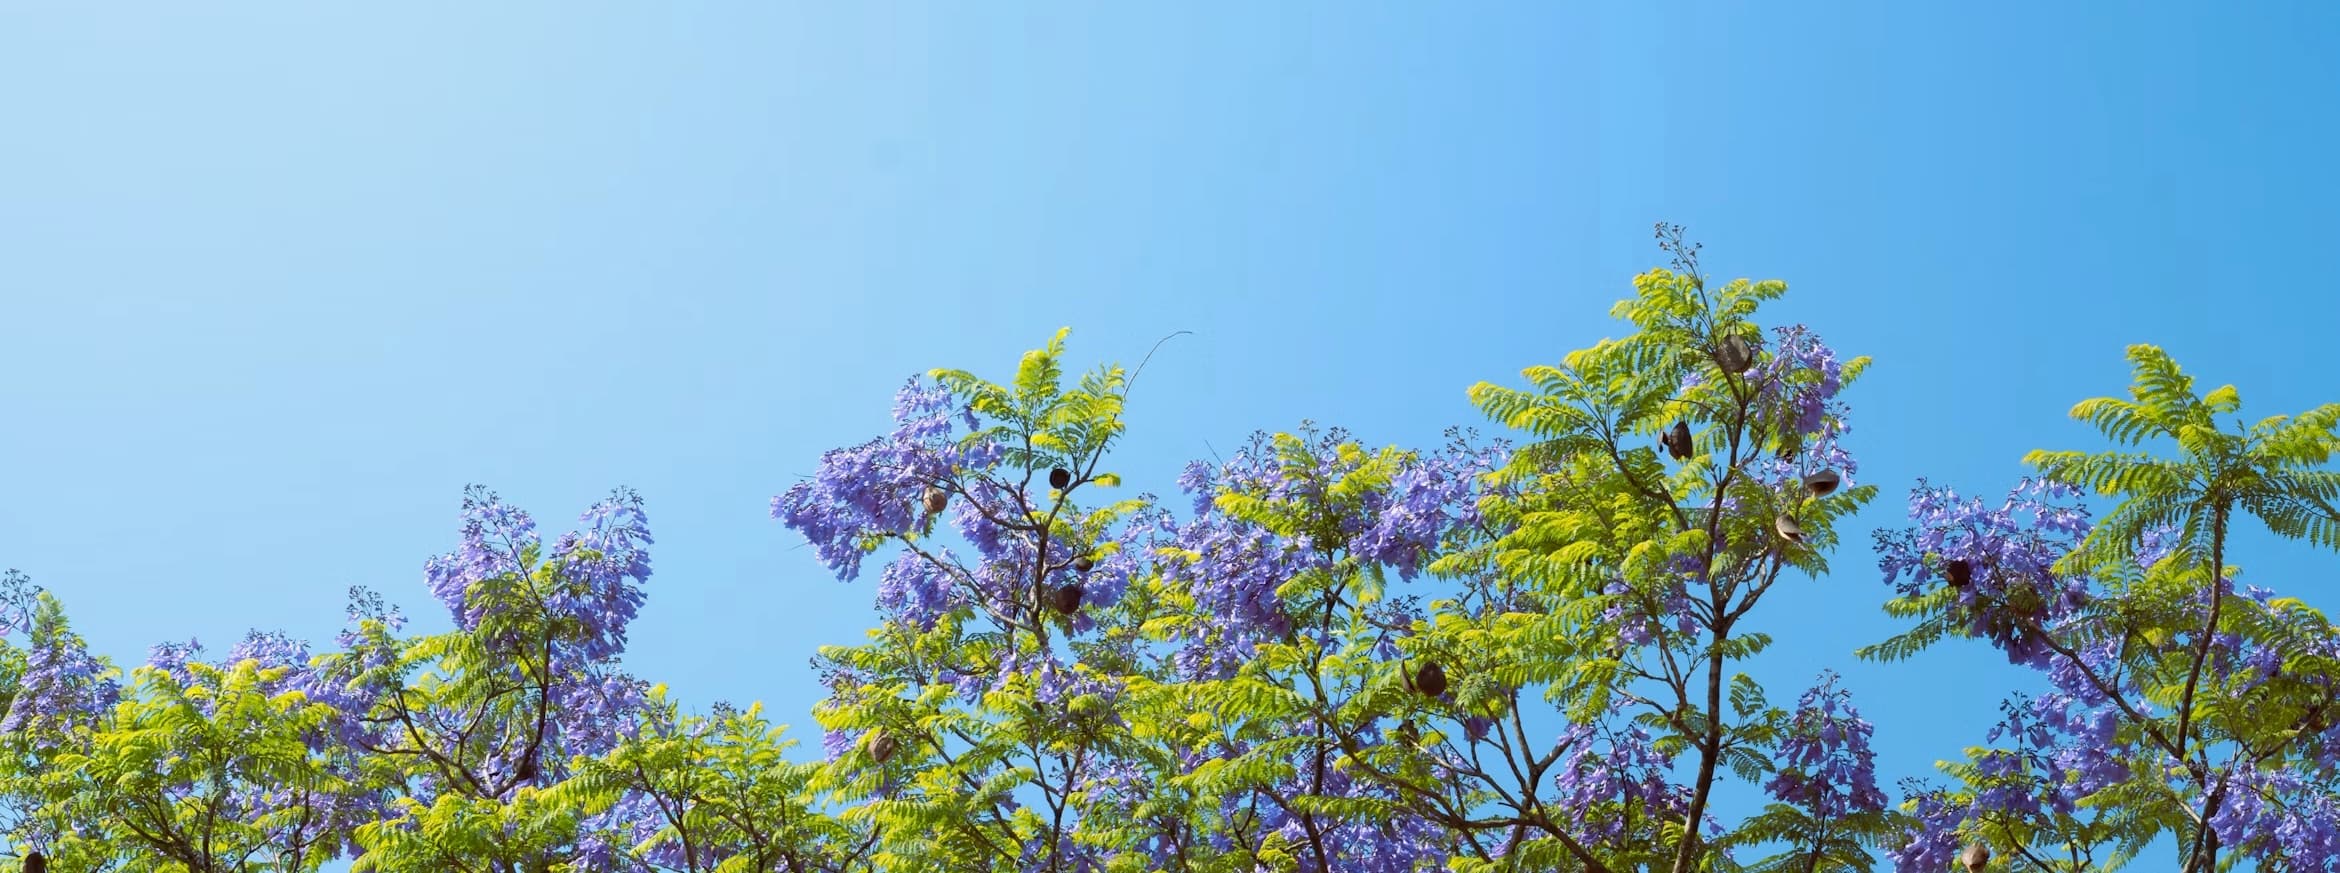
[295,586,409,753]
[1743,325,1862,490]
[1158,431,1498,677]
[1765,671,1886,820]
[1961,693,2118,823]
[425,485,538,630]
[2210,764,2340,867]
[872,548,966,630]
[576,791,668,870]
[546,489,655,664]
[1551,720,1688,848]
[2018,677,2132,803]
[1601,578,1701,646]
[820,727,857,762]
[1354,444,1496,581]
[773,378,996,581]
[1756,326,1848,438]
[1080,759,1184,865]
[143,630,339,722]
[1155,501,1318,676]
[1886,781,1969,873]
[552,671,655,757]
[0,582,120,743]
[1203,742,1450,873]
[145,636,205,686]
[1875,478,2095,666]
[423,486,654,667]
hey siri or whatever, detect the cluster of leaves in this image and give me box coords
[4,226,2336,872]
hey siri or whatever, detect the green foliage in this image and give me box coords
[2031,344,2340,575]
[45,660,370,872]
[552,688,868,871]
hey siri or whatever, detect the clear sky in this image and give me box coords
[4,0,2337,854]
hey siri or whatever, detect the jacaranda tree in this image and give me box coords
[770,225,1899,872]
[1872,346,2340,871]
[4,227,2335,872]
[1380,226,1892,872]
[1,571,122,871]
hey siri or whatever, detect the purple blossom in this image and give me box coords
[1550,720,1688,848]
[1887,781,1970,872]
[1756,325,1848,439]
[1765,671,1886,820]
[2210,765,2340,867]
[1743,325,1862,490]
[774,377,997,580]
[874,549,966,629]
[1155,430,1499,677]
[821,728,857,762]
[423,486,654,666]
[146,637,204,686]
[0,589,120,742]
[1206,742,1451,873]
[1874,478,2094,667]
[544,488,655,664]
[424,485,538,630]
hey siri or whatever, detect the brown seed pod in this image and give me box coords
[1945,559,1973,588]
[1775,514,1805,544]
[1051,582,1085,615]
[867,729,898,764]
[1049,467,1072,490]
[1664,421,1694,461]
[24,852,46,873]
[1960,841,1990,871]
[1072,555,1096,574]
[1802,469,1841,497]
[1414,661,1448,699]
[923,486,949,514]
[1716,333,1754,374]
[515,756,538,783]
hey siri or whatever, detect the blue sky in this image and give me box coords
[4,0,2337,852]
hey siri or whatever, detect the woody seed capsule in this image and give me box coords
[1960,842,1989,871]
[1716,333,1754,374]
[1414,661,1448,698]
[1051,583,1085,615]
[1775,514,1805,544]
